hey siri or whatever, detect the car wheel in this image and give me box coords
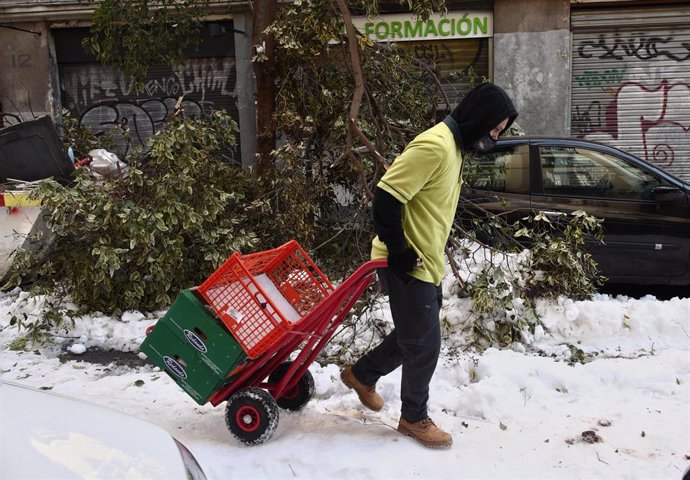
[225,387,279,446]
[268,362,315,411]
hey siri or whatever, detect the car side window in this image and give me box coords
[464,145,530,194]
[539,146,662,200]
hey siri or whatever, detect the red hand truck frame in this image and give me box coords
[212,258,386,446]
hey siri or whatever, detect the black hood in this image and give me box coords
[449,83,518,151]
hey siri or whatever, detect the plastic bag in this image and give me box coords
[88,149,128,178]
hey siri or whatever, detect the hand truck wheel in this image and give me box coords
[225,387,279,446]
[268,362,315,411]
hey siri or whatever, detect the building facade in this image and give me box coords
[0,0,256,165]
[568,4,690,182]
[493,0,689,182]
[1,0,688,180]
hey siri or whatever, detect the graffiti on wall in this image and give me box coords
[574,65,628,89]
[61,58,237,157]
[79,98,209,149]
[577,33,690,62]
[577,81,690,168]
[572,31,690,177]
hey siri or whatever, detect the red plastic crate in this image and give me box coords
[198,240,334,358]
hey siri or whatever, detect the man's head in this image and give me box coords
[449,83,518,153]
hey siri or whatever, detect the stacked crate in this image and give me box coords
[141,240,333,404]
[140,289,248,405]
[197,240,334,358]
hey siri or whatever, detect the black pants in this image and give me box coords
[352,268,443,422]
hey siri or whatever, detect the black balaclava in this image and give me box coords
[449,82,518,152]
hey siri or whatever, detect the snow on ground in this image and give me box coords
[1,284,689,480]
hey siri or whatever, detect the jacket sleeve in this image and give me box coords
[372,186,407,255]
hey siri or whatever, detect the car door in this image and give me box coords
[529,142,690,282]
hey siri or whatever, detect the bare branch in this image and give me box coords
[347,150,374,200]
[331,0,365,128]
[407,56,452,112]
[445,244,466,290]
[349,118,389,172]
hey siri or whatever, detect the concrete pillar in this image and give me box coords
[0,22,54,125]
[493,0,570,137]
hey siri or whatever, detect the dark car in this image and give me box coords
[461,137,690,287]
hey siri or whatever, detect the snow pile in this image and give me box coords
[1,252,689,479]
[533,294,690,355]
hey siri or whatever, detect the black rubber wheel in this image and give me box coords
[268,362,315,411]
[225,387,279,446]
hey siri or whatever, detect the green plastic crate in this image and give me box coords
[140,289,249,404]
[164,289,248,375]
[141,324,224,404]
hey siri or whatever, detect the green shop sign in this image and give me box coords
[352,12,493,42]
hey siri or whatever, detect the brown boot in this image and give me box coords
[340,365,384,411]
[397,417,453,449]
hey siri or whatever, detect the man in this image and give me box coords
[341,83,518,449]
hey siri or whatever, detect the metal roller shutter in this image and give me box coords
[396,37,490,110]
[570,6,690,182]
[54,22,240,164]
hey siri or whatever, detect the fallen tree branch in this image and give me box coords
[349,118,389,172]
[445,244,466,290]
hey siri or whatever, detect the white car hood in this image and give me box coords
[0,381,188,479]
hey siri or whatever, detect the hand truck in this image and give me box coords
[210,256,385,445]
[142,240,386,446]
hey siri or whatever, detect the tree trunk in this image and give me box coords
[252,0,278,174]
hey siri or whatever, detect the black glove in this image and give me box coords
[388,247,419,279]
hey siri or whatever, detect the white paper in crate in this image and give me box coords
[215,274,301,325]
